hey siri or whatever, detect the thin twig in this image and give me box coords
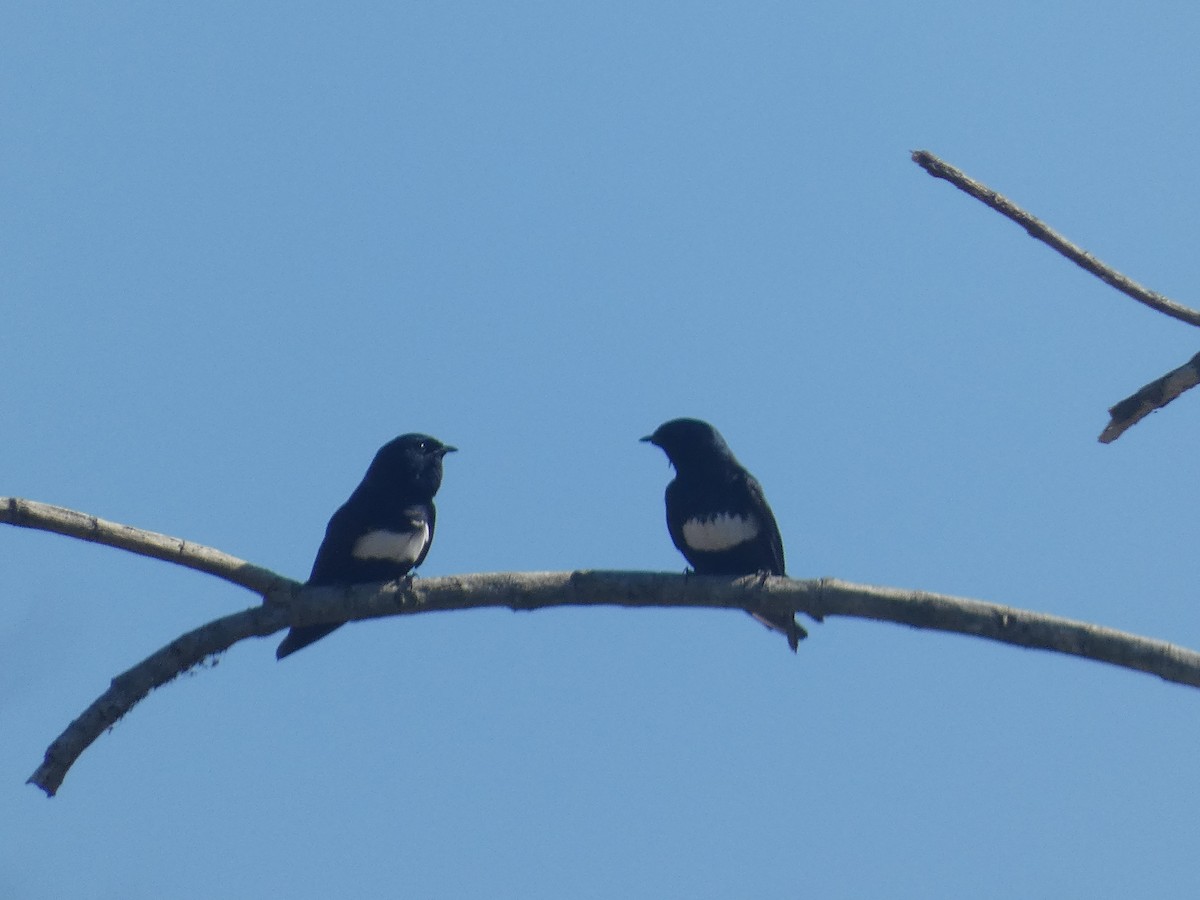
[1099,351,1200,443]
[912,150,1200,328]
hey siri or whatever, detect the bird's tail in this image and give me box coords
[749,611,807,653]
[276,623,344,660]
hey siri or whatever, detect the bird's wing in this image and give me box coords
[742,472,786,575]
[409,502,436,570]
[306,500,360,585]
[662,479,694,566]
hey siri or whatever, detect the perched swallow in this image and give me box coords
[276,433,456,659]
[642,417,805,650]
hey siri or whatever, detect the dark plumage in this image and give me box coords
[276,433,456,660]
[641,417,805,651]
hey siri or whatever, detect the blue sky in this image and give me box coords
[5,3,1200,897]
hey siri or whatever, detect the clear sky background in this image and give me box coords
[4,3,1200,897]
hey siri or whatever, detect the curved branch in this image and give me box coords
[10,500,1200,795]
[29,601,296,797]
[28,570,1200,796]
[0,497,289,595]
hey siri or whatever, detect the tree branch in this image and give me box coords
[1098,351,1200,443]
[912,150,1200,441]
[911,150,1200,328]
[28,601,297,798]
[8,499,1200,796]
[0,497,289,596]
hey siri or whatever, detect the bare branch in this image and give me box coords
[0,497,290,596]
[912,150,1200,442]
[1099,351,1200,443]
[911,150,1200,328]
[11,500,1200,794]
[28,600,297,797]
[25,564,1200,796]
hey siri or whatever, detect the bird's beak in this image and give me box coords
[639,435,655,445]
[440,445,458,456]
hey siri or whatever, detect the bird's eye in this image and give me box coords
[418,440,431,452]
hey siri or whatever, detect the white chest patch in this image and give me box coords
[352,523,429,566]
[682,513,760,552]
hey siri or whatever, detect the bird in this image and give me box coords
[276,433,457,660]
[641,417,806,651]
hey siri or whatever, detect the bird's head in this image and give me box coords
[640,417,733,472]
[366,433,457,497]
